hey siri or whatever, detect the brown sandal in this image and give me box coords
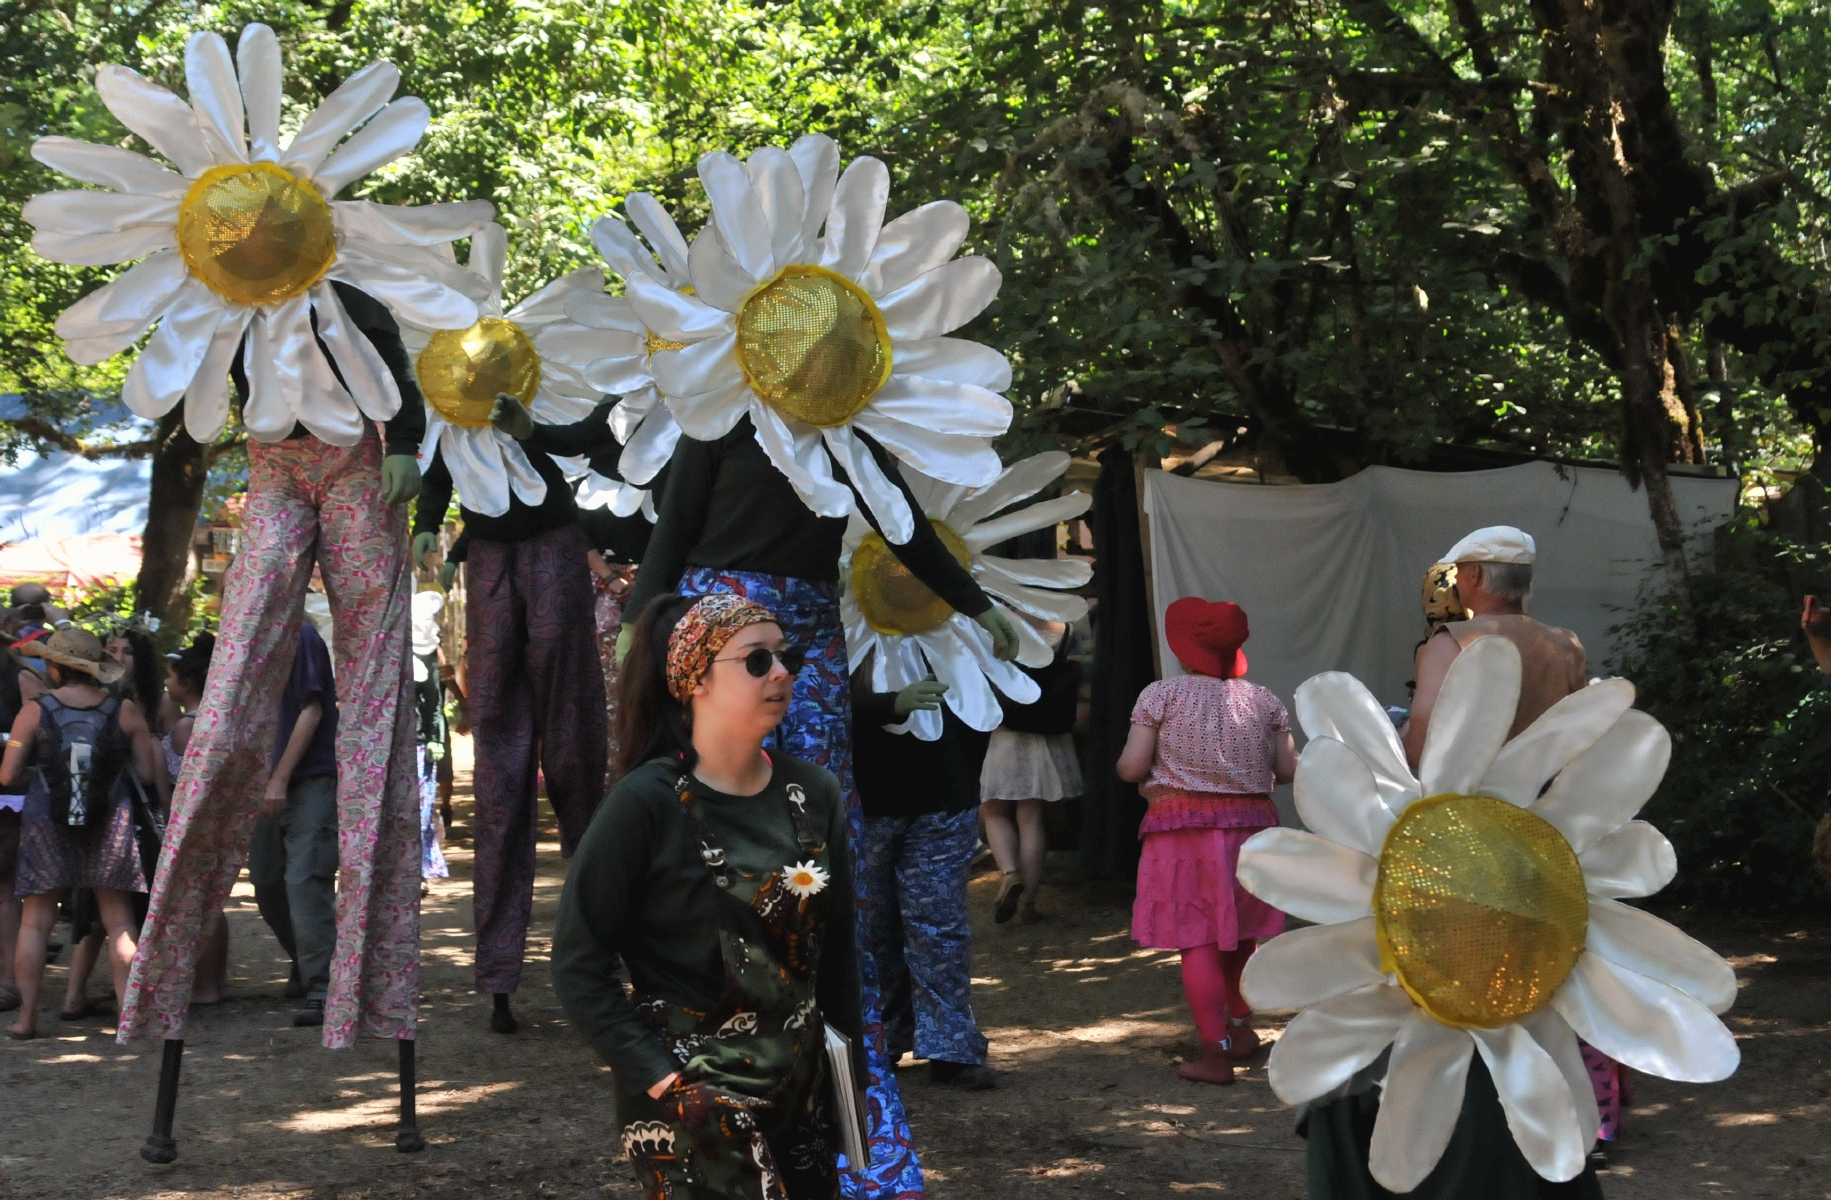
[993,872,1023,924]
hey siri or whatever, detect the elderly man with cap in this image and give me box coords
[1402,525,1586,769]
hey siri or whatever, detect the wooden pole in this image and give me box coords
[1133,450,1164,678]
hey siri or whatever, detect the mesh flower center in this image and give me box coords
[177,163,337,305]
[1374,794,1588,1028]
[417,318,542,428]
[736,265,891,427]
[851,519,971,636]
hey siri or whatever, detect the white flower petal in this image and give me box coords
[826,426,916,543]
[618,400,682,485]
[1418,634,1521,797]
[23,190,177,236]
[975,570,1091,628]
[788,134,840,256]
[745,145,807,270]
[513,266,604,326]
[650,332,739,398]
[566,289,647,334]
[974,553,1092,590]
[862,200,970,296]
[877,257,1001,341]
[1586,897,1737,1013]
[627,272,733,341]
[850,412,1002,489]
[1294,737,1397,856]
[892,336,1013,392]
[92,65,214,177]
[871,373,1013,437]
[949,451,1073,527]
[917,623,1011,731]
[1480,679,1636,806]
[1265,982,1413,1105]
[1468,1023,1587,1183]
[182,306,252,443]
[624,192,692,282]
[669,374,752,441]
[236,24,283,162]
[440,429,512,515]
[819,156,889,280]
[1367,1015,1475,1193]
[30,137,187,196]
[1240,916,1385,1011]
[961,493,1090,551]
[1519,1007,1601,1149]
[241,299,308,441]
[340,237,492,301]
[183,32,248,164]
[699,151,774,282]
[586,351,655,396]
[313,281,401,422]
[54,249,188,341]
[329,252,480,330]
[280,61,400,175]
[1530,710,1669,853]
[1294,672,1422,815]
[32,224,175,267]
[120,280,225,420]
[1236,827,1377,926]
[1578,820,1676,900]
[752,405,852,517]
[292,331,365,446]
[592,212,665,286]
[1552,953,1739,1082]
[332,199,495,247]
[64,329,147,366]
[312,98,429,196]
[687,225,758,312]
[539,326,627,377]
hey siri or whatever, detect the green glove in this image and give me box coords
[615,624,634,667]
[974,607,1019,661]
[438,561,458,591]
[894,679,948,716]
[412,532,439,572]
[491,392,534,440]
[382,454,421,505]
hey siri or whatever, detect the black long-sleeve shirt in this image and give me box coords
[625,416,991,622]
[228,281,425,458]
[852,690,990,819]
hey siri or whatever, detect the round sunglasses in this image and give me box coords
[714,646,808,677]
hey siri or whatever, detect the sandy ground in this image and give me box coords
[4,738,1831,1199]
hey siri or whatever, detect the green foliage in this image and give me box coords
[1609,525,1831,911]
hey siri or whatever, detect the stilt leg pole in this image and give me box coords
[141,1038,184,1163]
[396,1038,425,1153]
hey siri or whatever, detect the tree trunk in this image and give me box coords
[134,414,209,643]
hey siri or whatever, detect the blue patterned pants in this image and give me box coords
[859,810,987,1067]
[678,568,925,1199]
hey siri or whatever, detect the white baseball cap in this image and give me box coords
[1442,526,1536,565]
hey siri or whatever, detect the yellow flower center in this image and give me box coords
[735,264,892,427]
[850,519,971,636]
[1374,794,1588,1028]
[176,162,337,306]
[416,317,542,428]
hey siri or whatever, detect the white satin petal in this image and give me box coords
[592,213,665,285]
[688,226,760,312]
[1294,672,1422,815]
[918,624,1010,731]
[30,137,187,196]
[120,280,226,419]
[619,404,682,485]
[1236,827,1377,926]
[537,324,628,374]
[1519,1007,1602,1150]
[92,65,215,176]
[943,616,1040,706]
[1552,953,1740,1082]
[1240,917,1385,1011]
[1367,1016,1475,1193]
[1586,897,1737,1013]
[892,336,1013,392]
[1265,982,1414,1105]
[1468,1024,1588,1183]
[870,373,1013,437]
[1530,710,1670,853]
[312,98,429,196]
[1294,738,1397,855]
[333,199,494,247]
[949,451,1073,526]
[441,428,513,516]
[627,273,733,341]
[1481,679,1637,806]
[281,61,400,175]
[699,151,774,282]
[64,329,149,366]
[975,570,1091,627]
[1418,634,1521,797]
[565,289,648,334]
[183,32,248,164]
[849,412,1002,489]
[877,257,1001,341]
[312,282,401,421]
[825,426,916,543]
[32,225,175,267]
[182,306,253,443]
[236,23,283,162]
[788,134,840,254]
[338,237,493,301]
[626,193,693,283]
[586,352,657,396]
[241,302,304,441]
[53,249,188,341]
[751,404,852,517]
[974,553,1092,590]
[862,200,970,296]
[290,304,365,447]
[23,190,177,235]
[668,375,752,442]
[745,145,807,270]
[512,267,603,327]
[819,157,889,280]
[961,493,1090,551]
[1578,821,1677,900]
[650,332,739,399]
[329,254,480,330]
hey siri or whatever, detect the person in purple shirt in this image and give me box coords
[247,623,340,1026]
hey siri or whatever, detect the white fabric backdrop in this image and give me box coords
[1143,462,1739,717]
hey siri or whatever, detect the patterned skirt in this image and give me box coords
[16,779,148,897]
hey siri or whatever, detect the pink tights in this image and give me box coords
[1180,942,1256,1043]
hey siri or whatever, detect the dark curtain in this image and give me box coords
[1079,446,1157,881]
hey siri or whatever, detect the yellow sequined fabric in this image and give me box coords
[177,163,337,305]
[646,330,688,356]
[417,318,541,428]
[736,265,891,427]
[1374,794,1588,1028]
[851,520,971,636]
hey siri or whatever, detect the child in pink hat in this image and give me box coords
[1117,598,1294,1085]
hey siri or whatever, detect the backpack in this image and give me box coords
[36,695,128,830]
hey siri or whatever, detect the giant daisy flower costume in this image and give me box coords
[24,23,491,446]
[1237,636,1738,1190]
[607,134,1014,542]
[845,451,1093,739]
[405,223,607,516]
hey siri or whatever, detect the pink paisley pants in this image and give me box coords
[119,431,421,1048]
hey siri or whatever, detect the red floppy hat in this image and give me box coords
[1165,598,1249,679]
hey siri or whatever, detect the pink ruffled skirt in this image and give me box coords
[1132,826,1284,951]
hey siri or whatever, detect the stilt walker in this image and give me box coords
[404,224,619,1033]
[588,135,1020,1197]
[23,23,494,1159]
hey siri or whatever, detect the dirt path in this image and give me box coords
[4,741,1829,1198]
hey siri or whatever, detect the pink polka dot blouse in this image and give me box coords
[1130,675,1290,800]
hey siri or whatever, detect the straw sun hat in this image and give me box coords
[19,627,127,684]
